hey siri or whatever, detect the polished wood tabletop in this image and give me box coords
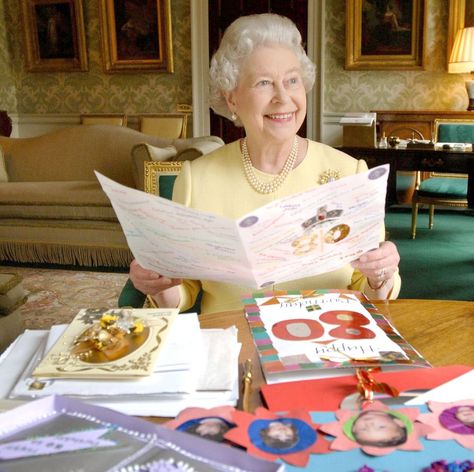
[199,299,474,414]
[339,146,474,208]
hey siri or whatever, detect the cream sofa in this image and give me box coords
[0,125,224,268]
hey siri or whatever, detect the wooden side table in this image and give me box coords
[372,109,474,141]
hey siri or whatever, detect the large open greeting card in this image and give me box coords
[242,290,431,384]
[97,165,388,288]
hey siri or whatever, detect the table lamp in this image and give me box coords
[449,26,474,111]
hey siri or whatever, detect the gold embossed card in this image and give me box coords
[32,307,178,379]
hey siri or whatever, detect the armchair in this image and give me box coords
[138,113,188,139]
[410,119,470,239]
[80,114,127,126]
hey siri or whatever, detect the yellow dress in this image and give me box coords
[172,139,401,314]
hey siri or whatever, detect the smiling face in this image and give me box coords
[224,45,307,146]
[351,410,407,447]
[266,421,296,442]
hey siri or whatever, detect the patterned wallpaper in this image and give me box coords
[0,1,469,117]
[0,0,192,114]
[324,0,468,112]
[0,0,17,112]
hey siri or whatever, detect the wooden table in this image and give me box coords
[339,146,474,208]
[199,299,474,414]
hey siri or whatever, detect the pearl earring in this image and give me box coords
[231,112,237,121]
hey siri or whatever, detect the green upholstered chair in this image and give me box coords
[118,161,203,311]
[118,278,146,308]
[410,119,470,239]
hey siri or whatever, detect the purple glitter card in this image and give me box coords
[0,395,283,472]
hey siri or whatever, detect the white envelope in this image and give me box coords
[11,314,206,397]
[0,324,241,417]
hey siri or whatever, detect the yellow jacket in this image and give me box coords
[172,139,401,314]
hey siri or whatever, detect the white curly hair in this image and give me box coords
[209,13,316,125]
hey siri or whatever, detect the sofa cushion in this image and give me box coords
[418,177,468,199]
[0,273,27,316]
[171,135,225,153]
[131,143,177,190]
[0,125,177,187]
[0,147,8,182]
[132,137,225,190]
[174,140,224,161]
[0,181,118,220]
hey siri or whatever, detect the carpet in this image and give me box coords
[0,267,128,330]
[385,208,474,301]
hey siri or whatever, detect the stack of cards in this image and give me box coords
[0,308,241,417]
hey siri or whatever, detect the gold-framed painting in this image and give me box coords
[99,0,174,73]
[448,0,474,61]
[21,0,88,72]
[345,0,426,70]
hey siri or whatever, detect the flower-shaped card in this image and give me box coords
[417,400,474,450]
[224,407,330,467]
[164,406,236,443]
[33,307,178,379]
[319,400,433,456]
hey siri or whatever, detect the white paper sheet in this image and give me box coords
[10,314,208,397]
[1,325,240,417]
[197,328,239,391]
[0,330,47,399]
[339,112,376,125]
[96,164,389,288]
[404,369,474,405]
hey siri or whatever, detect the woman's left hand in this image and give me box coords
[351,241,400,286]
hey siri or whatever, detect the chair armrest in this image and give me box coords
[118,278,146,308]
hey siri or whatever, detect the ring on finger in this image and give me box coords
[379,267,386,279]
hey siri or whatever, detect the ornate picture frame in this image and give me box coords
[21,0,88,72]
[99,0,174,73]
[144,161,182,198]
[345,0,426,70]
[448,0,474,61]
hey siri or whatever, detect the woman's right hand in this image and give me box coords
[129,259,182,298]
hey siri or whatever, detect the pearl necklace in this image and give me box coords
[241,137,298,194]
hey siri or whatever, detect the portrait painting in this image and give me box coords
[99,0,173,72]
[361,0,414,55]
[21,0,88,72]
[346,0,426,70]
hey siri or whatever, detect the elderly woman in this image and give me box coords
[129,13,401,314]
